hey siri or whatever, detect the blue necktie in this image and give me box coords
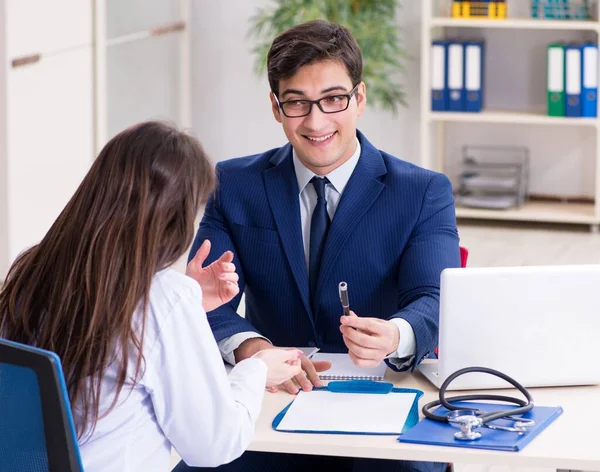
[309,176,331,306]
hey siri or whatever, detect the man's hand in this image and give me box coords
[235,338,331,394]
[339,311,400,368]
[186,239,240,312]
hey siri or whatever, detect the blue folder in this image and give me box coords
[398,401,563,452]
[272,380,423,435]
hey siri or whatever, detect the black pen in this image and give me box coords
[338,281,350,316]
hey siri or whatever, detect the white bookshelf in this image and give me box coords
[420,1,600,231]
[456,201,597,224]
[430,109,599,126]
[430,17,600,31]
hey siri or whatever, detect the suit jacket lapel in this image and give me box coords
[315,132,387,307]
[263,145,314,325]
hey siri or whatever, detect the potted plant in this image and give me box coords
[248,0,408,113]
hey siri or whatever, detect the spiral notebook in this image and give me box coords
[312,353,387,381]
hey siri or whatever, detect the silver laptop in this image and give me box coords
[419,265,600,390]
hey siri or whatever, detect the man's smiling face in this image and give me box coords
[270,59,366,175]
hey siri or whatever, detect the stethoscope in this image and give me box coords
[422,366,536,441]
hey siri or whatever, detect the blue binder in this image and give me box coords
[582,43,598,117]
[272,380,423,435]
[463,41,484,113]
[398,401,563,452]
[565,44,583,117]
[431,40,449,111]
[447,41,465,112]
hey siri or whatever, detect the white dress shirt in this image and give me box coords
[218,139,416,369]
[77,269,268,472]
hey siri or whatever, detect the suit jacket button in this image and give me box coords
[307,341,316,347]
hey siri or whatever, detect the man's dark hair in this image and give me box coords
[267,19,363,97]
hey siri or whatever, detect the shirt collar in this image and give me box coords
[293,137,361,195]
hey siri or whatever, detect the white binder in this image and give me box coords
[447,42,464,112]
[431,40,448,111]
[565,45,582,117]
[464,41,483,112]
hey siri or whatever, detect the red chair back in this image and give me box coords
[459,246,469,268]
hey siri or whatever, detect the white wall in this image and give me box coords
[190,1,596,198]
[189,0,423,164]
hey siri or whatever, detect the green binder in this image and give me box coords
[547,43,565,117]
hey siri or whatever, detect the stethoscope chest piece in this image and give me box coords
[447,409,483,440]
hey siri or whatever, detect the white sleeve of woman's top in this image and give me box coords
[142,279,268,468]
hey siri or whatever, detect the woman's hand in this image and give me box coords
[252,348,304,387]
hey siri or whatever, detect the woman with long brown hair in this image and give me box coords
[0,121,302,471]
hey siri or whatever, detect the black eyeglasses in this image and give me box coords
[275,84,359,118]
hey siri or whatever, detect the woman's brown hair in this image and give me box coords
[0,121,215,438]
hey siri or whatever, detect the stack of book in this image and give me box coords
[451,1,508,19]
[532,0,593,19]
[456,146,530,210]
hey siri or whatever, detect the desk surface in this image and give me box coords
[248,365,599,470]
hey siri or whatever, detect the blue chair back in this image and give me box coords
[0,338,83,471]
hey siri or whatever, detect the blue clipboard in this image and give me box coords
[272,380,423,435]
[398,401,563,451]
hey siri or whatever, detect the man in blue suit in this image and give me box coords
[175,19,460,472]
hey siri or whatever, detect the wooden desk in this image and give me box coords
[248,369,600,470]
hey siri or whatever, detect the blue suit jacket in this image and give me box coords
[189,131,460,370]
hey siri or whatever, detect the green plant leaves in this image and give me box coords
[248,0,408,113]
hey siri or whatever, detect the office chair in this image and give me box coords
[459,246,469,269]
[0,338,84,472]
